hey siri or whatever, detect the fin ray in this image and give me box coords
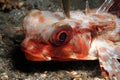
[96,0,114,13]
[95,39,120,79]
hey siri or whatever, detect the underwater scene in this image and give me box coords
[0,0,120,80]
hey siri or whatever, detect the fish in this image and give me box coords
[21,0,120,79]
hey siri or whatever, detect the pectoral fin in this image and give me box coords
[96,39,120,79]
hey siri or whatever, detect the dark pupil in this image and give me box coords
[59,32,67,41]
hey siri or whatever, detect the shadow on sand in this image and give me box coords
[10,45,101,77]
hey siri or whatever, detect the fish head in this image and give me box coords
[22,10,90,61]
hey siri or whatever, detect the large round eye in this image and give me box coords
[49,22,73,46]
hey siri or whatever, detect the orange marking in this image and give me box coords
[99,55,108,61]
[109,35,114,40]
[107,21,116,30]
[99,47,107,53]
[109,52,114,56]
[47,17,52,22]
[105,40,114,46]
[115,47,120,53]
[109,15,115,20]
[39,16,45,23]
[93,14,106,20]
[89,22,95,25]
[54,13,60,17]
[32,11,42,17]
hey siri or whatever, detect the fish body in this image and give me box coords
[22,10,120,60]
[22,0,120,79]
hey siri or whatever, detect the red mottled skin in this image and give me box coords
[22,0,120,79]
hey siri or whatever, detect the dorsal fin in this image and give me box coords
[85,0,90,14]
[96,0,114,13]
[61,0,70,18]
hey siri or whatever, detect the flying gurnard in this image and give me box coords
[21,0,120,79]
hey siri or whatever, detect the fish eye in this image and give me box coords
[49,22,73,46]
[58,31,67,41]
